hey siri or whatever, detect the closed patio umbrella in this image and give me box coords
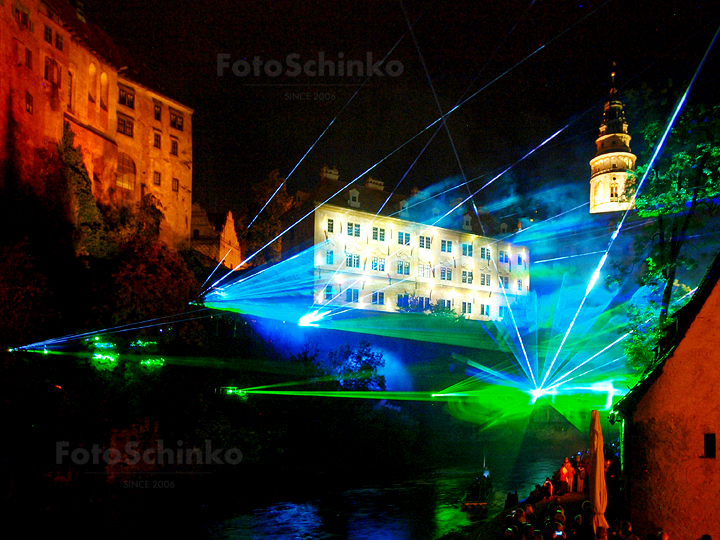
[590,409,609,537]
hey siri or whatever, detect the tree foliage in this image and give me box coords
[241,170,292,266]
[623,99,720,369]
[328,340,385,391]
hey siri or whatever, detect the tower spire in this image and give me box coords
[589,67,637,214]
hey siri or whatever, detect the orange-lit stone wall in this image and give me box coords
[0,0,193,246]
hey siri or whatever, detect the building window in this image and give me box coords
[345,288,359,303]
[704,434,716,458]
[480,304,490,316]
[499,250,509,264]
[437,299,450,309]
[397,261,409,275]
[372,292,385,305]
[441,240,452,253]
[44,25,52,43]
[480,247,491,260]
[172,178,179,192]
[154,133,161,149]
[371,257,385,271]
[347,222,360,237]
[170,110,184,131]
[518,254,523,266]
[610,180,619,202]
[117,114,134,137]
[67,71,73,111]
[419,235,431,249]
[25,92,33,114]
[116,152,136,190]
[462,302,472,314]
[154,102,162,121]
[44,57,60,86]
[462,243,473,257]
[25,48,32,69]
[440,267,452,281]
[480,273,491,287]
[88,63,97,102]
[13,5,31,30]
[118,85,135,109]
[517,279,523,291]
[498,306,505,319]
[153,171,161,186]
[100,72,108,109]
[324,286,333,300]
[326,250,334,265]
[398,231,410,245]
[462,271,473,284]
[372,227,386,241]
[55,33,63,51]
[501,276,509,289]
[346,253,360,268]
[170,139,178,155]
[327,218,334,233]
[397,294,409,309]
[418,263,431,278]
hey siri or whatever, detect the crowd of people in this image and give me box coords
[496,448,676,540]
[499,500,673,540]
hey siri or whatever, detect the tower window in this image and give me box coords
[610,179,619,202]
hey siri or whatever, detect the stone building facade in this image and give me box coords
[190,203,244,271]
[0,0,193,245]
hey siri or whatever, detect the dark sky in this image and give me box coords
[86,0,720,215]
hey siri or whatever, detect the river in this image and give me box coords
[203,456,565,539]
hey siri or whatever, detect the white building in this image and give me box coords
[287,168,530,320]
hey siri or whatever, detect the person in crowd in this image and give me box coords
[620,521,639,540]
[655,531,669,540]
[524,504,538,528]
[543,477,554,499]
[574,455,586,492]
[553,522,567,539]
[565,457,575,493]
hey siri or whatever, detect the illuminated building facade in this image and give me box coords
[288,168,530,320]
[0,0,193,245]
[589,71,636,214]
[190,203,244,271]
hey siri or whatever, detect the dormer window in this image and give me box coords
[463,213,472,231]
[399,200,409,217]
[348,189,360,208]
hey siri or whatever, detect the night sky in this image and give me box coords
[86,0,720,216]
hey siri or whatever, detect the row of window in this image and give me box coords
[152,171,180,192]
[329,219,520,261]
[326,250,522,288]
[42,22,63,50]
[153,133,180,155]
[117,85,184,130]
[332,290,499,317]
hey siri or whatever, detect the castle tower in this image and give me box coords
[589,69,636,213]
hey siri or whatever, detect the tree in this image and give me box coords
[623,101,720,369]
[327,340,385,391]
[241,170,292,266]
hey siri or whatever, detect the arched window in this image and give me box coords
[100,72,108,110]
[610,178,619,202]
[116,152,136,189]
[88,63,97,102]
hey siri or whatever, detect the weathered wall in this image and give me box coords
[625,278,720,539]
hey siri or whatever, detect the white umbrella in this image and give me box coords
[590,409,609,537]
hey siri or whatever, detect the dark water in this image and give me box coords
[204,457,564,540]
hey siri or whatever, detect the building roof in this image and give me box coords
[612,248,720,420]
[303,177,497,236]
